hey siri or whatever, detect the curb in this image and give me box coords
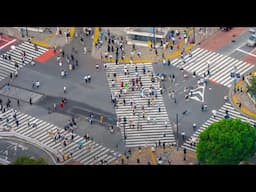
[0,133,59,165]
[102,44,195,64]
[31,39,53,49]
[30,27,76,49]
[230,76,256,119]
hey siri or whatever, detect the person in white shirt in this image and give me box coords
[61,70,65,77]
[35,80,40,88]
[96,64,99,71]
[84,75,88,83]
[147,115,151,123]
[87,74,91,83]
[181,131,185,141]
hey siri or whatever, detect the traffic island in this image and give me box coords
[230,72,256,119]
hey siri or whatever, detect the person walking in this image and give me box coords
[181,131,185,141]
[84,75,88,83]
[29,97,32,105]
[183,148,187,161]
[64,86,67,94]
[201,104,204,111]
[96,64,99,71]
[193,123,197,131]
[88,74,91,83]
[35,80,40,88]
[158,104,161,112]
[15,119,19,127]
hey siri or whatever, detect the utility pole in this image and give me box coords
[233,65,237,93]
[153,27,156,49]
[176,113,179,149]
[25,27,28,37]
[192,27,196,44]
[123,117,127,142]
[124,124,126,141]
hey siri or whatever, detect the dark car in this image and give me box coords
[220,27,232,31]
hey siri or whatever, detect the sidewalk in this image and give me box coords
[91,27,195,64]
[112,145,198,165]
[230,71,256,119]
[0,27,75,49]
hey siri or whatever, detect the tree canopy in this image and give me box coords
[196,118,256,165]
[11,156,48,165]
[248,76,256,96]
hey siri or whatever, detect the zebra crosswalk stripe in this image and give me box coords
[0,108,121,164]
[171,48,255,87]
[105,63,176,148]
[0,41,48,82]
[182,102,256,152]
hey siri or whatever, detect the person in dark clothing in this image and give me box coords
[6,99,11,108]
[29,97,32,105]
[72,116,76,125]
[16,119,19,127]
[201,104,204,111]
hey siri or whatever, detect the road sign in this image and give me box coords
[236,73,240,78]
[230,72,235,78]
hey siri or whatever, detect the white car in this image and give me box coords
[247,34,256,47]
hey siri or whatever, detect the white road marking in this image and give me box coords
[236,48,256,58]
[0,39,17,49]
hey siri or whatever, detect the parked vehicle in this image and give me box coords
[249,27,256,34]
[247,34,256,47]
[220,27,232,31]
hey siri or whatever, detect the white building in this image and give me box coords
[125,27,169,48]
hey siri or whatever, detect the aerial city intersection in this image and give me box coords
[0,27,256,165]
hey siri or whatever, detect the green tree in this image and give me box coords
[196,118,256,165]
[248,76,256,96]
[11,156,48,165]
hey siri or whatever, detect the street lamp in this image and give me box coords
[123,117,127,141]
